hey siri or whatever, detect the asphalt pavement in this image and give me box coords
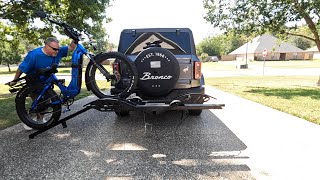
[1,84,319,179]
[1,92,253,179]
[1,64,320,179]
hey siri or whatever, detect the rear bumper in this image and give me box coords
[134,86,204,100]
[111,86,204,100]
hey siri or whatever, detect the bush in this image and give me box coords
[200,53,209,62]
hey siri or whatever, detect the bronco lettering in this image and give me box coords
[140,72,173,80]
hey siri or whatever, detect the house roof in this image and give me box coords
[229,34,305,55]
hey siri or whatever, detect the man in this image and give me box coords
[9,37,76,85]
[7,37,76,130]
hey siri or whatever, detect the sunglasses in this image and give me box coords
[47,44,60,51]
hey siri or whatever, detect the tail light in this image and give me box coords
[194,61,201,79]
[112,62,121,82]
[112,62,119,73]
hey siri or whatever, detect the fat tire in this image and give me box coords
[87,52,138,99]
[134,47,180,97]
[15,86,61,130]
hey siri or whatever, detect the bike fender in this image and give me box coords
[85,60,94,91]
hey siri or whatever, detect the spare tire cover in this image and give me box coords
[135,47,180,97]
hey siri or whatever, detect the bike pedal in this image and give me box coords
[63,108,71,113]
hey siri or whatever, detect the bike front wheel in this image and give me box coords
[86,52,138,99]
[15,86,61,130]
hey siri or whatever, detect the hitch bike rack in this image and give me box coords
[29,93,224,139]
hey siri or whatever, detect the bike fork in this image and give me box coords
[86,53,113,80]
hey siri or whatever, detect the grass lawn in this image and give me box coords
[0,92,19,130]
[206,76,320,124]
[0,66,18,75]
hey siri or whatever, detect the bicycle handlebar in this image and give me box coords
[48,18,80,42]
[36,11,81,42]
[36,11,98,49]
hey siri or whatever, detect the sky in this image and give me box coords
[104,0,220,45]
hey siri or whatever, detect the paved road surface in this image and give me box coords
[1,86,320,179]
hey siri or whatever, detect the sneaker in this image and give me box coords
[23,123,33,131]
[36,114,47,123]
[38,116,47,123]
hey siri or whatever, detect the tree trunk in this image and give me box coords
[315,38,320,52]
[315,39,320,86]
[300,9,320,86]
[7,63,11,72]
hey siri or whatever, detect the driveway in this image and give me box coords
[1,85,320,179]
[207,86,320,180]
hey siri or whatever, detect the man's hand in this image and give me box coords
[5,81,17,86]
[68,39,77,51]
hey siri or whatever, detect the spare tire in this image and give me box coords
[135,47,180,97]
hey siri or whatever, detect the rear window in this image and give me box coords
[119,31,192,55]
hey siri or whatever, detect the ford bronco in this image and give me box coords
[110,28,214,116]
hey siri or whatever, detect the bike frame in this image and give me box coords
[30,43,94,110]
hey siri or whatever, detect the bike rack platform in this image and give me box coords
[29,93,224,139]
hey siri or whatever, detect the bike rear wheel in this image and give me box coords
[86,52,138,99]
[15,86,61,130]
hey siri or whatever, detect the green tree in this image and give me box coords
[196,31,247,56]
[290,36,313,50]
[203,0,320,51]
[287,25,316,50]
[59,38,72,65]
[1,0,112,69]
[0,22,25,72]
[1,0,111,45]
[197,36,221,56]
[200,53,209,62]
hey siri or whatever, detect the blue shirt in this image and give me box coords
[19,46,68,74]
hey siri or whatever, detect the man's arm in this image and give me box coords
[13,69,23,80]
[6,69,23,86]
[68,40,77,51]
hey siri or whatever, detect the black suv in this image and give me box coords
[112,28,207,116]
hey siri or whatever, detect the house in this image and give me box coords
[305,46,320,60]
[224,34,305,61]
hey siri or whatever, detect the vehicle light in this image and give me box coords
[112,62,119,73]
[194,61,201,79]
[112,62,121,81]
